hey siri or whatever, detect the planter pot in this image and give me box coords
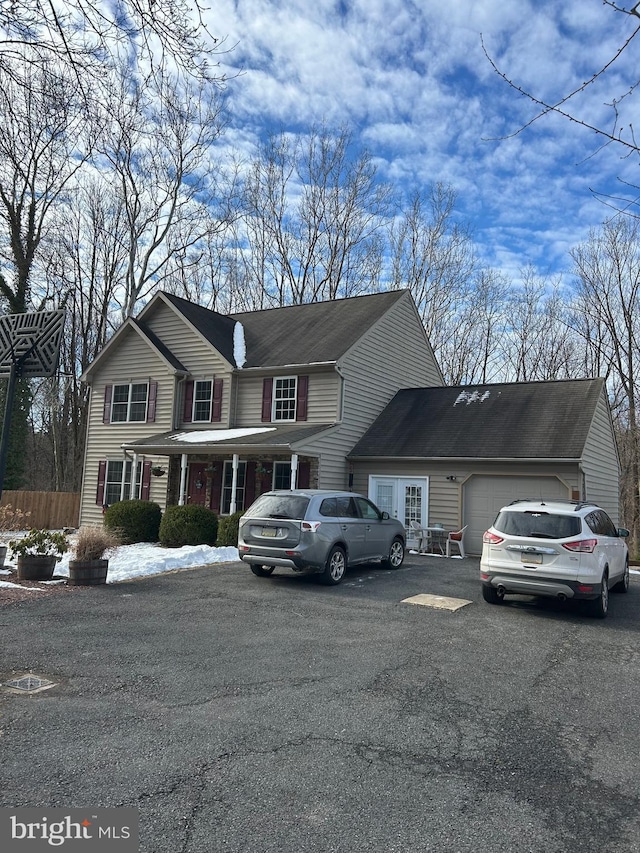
[17,555,56,581]
[68,559,109,586]
[0,544,7,568]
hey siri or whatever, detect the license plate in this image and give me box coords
[261,527,277,537]
[521,552,542,564]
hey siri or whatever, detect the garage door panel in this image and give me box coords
[463,476,569,555]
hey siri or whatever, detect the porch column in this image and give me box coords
[178,453,188,505]
[290,453,298,489]
[129,453,138,500]
[230,453,239,514]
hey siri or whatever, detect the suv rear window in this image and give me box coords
[246,494,310,520]
[494,510,581,539]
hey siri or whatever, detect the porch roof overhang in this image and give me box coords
[121,423,337,455]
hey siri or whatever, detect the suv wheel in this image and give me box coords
[382,538,404,569]
[251,565,275,578]
[585,571,609,618]
[482,584,503,605]
[321,546,346,585]
[612,560,630,594]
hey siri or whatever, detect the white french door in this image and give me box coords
[368,476,428,533]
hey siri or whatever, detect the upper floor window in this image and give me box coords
[273,377,297,421]
[183,378,223,423]
[193,380,213,422]
[261,375,308,423]
[111,383,148,422]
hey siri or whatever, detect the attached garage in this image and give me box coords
[349,378,621,556]
[462,474,570,555]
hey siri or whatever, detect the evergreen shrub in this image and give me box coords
[217,511,243,547]
[104,500,162,544]
[159,504,218,547]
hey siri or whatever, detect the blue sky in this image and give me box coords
[210,0,639,286]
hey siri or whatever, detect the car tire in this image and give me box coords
[585,571,609,618]
[321,546,346,585]
[482,584,503,605]
[382,538,405,569]
[250,565,275,577]
[612,560,630,594]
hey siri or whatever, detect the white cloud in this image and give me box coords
[208,0,639,284]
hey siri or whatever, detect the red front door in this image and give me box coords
[187,463,207,506]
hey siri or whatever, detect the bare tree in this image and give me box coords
[502,268,579,382]
[438,267,511,386]
[0,57,92,313]
[389,183,477,360]
[97,66,229,320]
[571,218,640,545]
[239,126,391,306]
[483,2,640,161]
[0,0,223,87]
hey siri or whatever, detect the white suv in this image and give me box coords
[481,500,629,618]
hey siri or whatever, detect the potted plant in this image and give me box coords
[151,465,166,477]
[9,528,68,581]
[68,525,121,586]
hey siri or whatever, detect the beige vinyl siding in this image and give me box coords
[233,369,340,426]
[299,292,442,489]
[79,327,176,525]
[351,460,580,546]
[146,300,232,427]
[581,390,620,523]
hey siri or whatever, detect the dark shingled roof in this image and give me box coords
[133,319,188,373]
[161,290,406,368]
[349,378,606,459]
[161,293,238,365]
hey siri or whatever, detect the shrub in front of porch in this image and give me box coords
[159,504,218,547]
[217,511,243,547]
[104,499,162,544]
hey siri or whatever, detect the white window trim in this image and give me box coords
[272,461,292,490]
[192,378,213,423]
[272,375,298,422]
[111,382,149,423]
[221,459,247,515]
[105,459,143,504]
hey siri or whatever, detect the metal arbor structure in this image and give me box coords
[0,310,65,500]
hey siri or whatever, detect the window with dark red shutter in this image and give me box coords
[261,377,273,422]
[183,380,194,423]
[212,378,223,422]
[147,381,158,422]
[96,460,107,505]
[296,375,308,421]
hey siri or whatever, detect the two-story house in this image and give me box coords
[79,289,443,527]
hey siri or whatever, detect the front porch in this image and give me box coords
[163,453,317,515]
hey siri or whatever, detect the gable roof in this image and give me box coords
[160,289,407,368]
[81,316,188,380]
[231,290,406,367]
[349,378,607,460]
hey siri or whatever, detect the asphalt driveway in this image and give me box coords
[1,554,639,852]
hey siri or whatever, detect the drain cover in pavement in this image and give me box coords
[4,674,57,694]
[402,593,472,611]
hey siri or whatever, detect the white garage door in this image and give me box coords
[463,475,569,555]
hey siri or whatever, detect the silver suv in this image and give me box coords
[238,489,406,585]
[481,500,629,617]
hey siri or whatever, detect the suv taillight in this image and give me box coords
[562,538,597,553]
[301,521,322,533]
[483,531,504,545]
